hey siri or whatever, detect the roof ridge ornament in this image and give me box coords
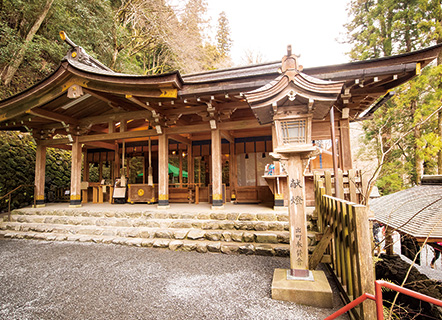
[59,31,114,73]
[281,45,303,73]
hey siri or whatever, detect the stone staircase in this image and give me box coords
[0,206,319,257]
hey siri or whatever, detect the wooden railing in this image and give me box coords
[313,169,365,205]
[0,184,36,221]
[314,172,376,320]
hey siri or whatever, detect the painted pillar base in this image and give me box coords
[34,199,45,208]
[157,199,170,210]
[69,199,82,208]
[271,268,333,308]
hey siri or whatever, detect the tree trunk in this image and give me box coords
[0,0,54,86]
[414,124,424,184]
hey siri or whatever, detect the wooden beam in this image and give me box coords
[80,129,157,143]
[125,95,157,112]
[28,108,79,125]
[82,87,132,111]
[219,119,267,131]
[220,130,234,143]
[166,123,210,135]
[79,110,153,127]
[169,134,191,145]
[84,141,117,150]
[309,226,333,270]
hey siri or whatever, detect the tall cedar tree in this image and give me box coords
[345,0,442,194]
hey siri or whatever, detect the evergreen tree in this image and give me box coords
[345,0,442,194]
[216,11,232,59]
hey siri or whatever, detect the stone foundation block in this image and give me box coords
[271,269,333,308]
[173,230,189,239]
[207,242,221,252]
[221,244,240,254]
[169,240,183,251]
[256,233,278,244]
[255,245,275,256]
[196,243,208,253]
[187,230,206,240]
[205,231,222,241]
[239,244,255,255]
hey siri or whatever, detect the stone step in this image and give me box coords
[10,208,289,222]
[1,222,318,246]
[0,230,291,257]
[7,215,291,232]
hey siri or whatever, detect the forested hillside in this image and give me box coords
[0,0,232,100]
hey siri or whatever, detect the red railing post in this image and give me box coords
[375,280,384,320]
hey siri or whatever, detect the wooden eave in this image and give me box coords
[1,43,441,138]
[0,58,183,134]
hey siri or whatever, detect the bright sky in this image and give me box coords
[206,0,352,68]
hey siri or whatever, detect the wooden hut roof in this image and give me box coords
[370,177,442,242]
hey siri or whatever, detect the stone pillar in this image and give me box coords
[34,142,46,207]
[158,134,169,208]
[211,128,223,208]
[70,137,82,207]
[287,154,309,277]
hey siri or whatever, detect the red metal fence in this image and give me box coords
[325,280,442,320]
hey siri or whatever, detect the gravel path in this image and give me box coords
[0,239,349,320]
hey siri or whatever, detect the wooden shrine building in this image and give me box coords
[1,33,441,209]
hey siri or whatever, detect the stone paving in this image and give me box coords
[0,239,350,320]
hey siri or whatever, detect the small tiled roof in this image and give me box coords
[370,184,442,240]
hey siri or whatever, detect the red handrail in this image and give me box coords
[325,279,442,320]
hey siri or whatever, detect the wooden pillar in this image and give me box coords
[339,119,352,170]
[70,137,82,207]
[229,141,237,201]
[34,142,46,207]
[179,149,183,187]
[385,226,394,255]
[83,151,89,182]
[211,128,223,208]
[330,106,342,199]
[82,150,89,204]
[188,144,194,185]
[158,134,169,208]
[287,154,309,276]
[148,137,153,186]
[115,142,120,178]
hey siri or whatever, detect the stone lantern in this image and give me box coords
[245,46,344,307]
